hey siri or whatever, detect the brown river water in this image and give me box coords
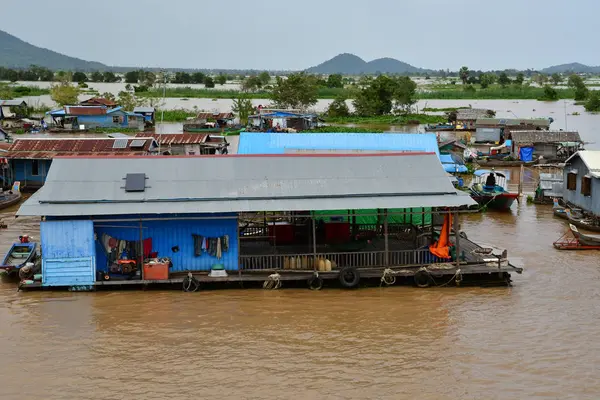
[0,199,599,399]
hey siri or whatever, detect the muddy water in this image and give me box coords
[0,200,599,399]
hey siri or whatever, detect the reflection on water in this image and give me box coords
[1,201,600,399]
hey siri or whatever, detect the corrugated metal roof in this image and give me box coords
[80,97,117,107]
[195,112,234,120]
[476,118,551,127]
[135,133,209,145]
[0,100,27,107]
[566,151,600,179]
[511,130,581,144]
[64,106,107,116]
[17,153,475,216]
[456,109,493,120]
[4,138,158,159]
[238,133,440,156]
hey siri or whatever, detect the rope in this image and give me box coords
[380,268,397,286]
[182,272,200,292]
[416,266,463,287]
[263,273,282,290]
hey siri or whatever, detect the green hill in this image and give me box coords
[0,29,107,71]
[305,53,426,75]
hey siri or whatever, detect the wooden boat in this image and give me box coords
[0,239,37,278]
[567,213,600,233]
[469,170,519,211]
[0,190,21,211]
[553,224,600,250]
[425,123,455,132]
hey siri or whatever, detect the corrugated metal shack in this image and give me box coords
[17,153,522,291]
[4,137,158,189]
[455,109,494,130]
[510,130,582,161]
[475,118,552,143]
[47,106,145,131]
[563,151,600,215]
[534,173,564,204]
[135,133,229,155]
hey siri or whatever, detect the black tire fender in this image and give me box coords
[338,266,360,288]
[308,276,323,290]
[414,270,431,288]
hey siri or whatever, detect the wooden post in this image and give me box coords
[519,164,524,199]
[454,211,460,268]
[312,216,317,271]
[237,215,242,279]
[139,218,144,280]
[384,209,389,267]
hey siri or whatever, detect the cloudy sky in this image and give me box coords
[3,0,596,71]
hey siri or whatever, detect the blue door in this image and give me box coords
[41,220,96,287]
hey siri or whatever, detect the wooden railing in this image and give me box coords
[239,249,444,271]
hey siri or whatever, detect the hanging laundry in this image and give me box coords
[222,235,229,252]
[216,237,222,260]
[192,234,203,257]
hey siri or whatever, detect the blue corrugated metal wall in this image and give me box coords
[94,216,239,273]
[12,159,51,184]
[41,220,96,286]
[563,157,600,215]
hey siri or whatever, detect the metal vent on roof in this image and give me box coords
[113,138,129,149]
[129,139,146,148]
[124,173,146,192]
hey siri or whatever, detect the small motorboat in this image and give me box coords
[565,209,600,233]
[0,190,22,211]
[0,236,38,279]
[468,169,519,211]
[569,224,600,247]
[554,224,600,250]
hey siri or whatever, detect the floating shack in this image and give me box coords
[16,153,522,291]
[134,133,229,155]
[563,151,600,214]
[47,106,146,131]
[509,130,582,162]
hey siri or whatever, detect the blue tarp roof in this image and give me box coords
[440,153,468,173]
[238,132,441,156]
[47,109,65,116]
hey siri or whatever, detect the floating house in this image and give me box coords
[563,151,600,215]
[47,106,145,131]
[248,111,319,132]
[4,137,158,189]
[135,133,229,155]
[475,118,552,143]
[510,130,582,162]
[183,112,235,132]
[80,97,117,107]
[133,107,156,127]
[455,109,494,130]
[0,100,28,129]
[534,172,564,204]
[17,153,521,291]
[238,132,466,173]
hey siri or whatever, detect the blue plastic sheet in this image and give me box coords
[519,147,534,162]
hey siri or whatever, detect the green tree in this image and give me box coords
[258,71,270,86]
[124,70,140,84]
[216,74,227,85]
[172,72,192,84]
[36,67,54,81]
[72,71,88,83]
[103,71,119,83]
[204,76,215,88]
[533,74,547,86]
[142,71,156,87]
[541,85,558,101]
[50,77,80,106]
[584,91,600,112]
[6,69,19,82]
[231,94,255,125]
[90,71,103,82]
[117,91,143,111]
[459,66,469,85]
[191,72,206,84]
[568,74,589,101]
[326,74,344,88]
[353,75,416,116]
[514,73,525,86]
[551,73,563,85]
[326,96,350,117]
[498,72,511,88]
[270,72,318,110]
[242,75,262,91]
[479,73,496,89]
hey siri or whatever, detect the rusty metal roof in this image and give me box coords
[4,138,157,159]
[195,112,234,120]
[80,97,117,107]
[64,106,107,115]
[135,133,209,145]
[511,130,582,144]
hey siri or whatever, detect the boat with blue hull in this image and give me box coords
[0,237,38,279]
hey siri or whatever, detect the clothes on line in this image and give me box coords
[192,234,229,259]
[101,233,153,264]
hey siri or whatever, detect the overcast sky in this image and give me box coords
[3,0,597,71]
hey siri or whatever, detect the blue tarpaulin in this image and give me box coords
[519,146,534,162]
[440,153,468,173]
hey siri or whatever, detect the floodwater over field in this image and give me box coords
[1,200,600,399]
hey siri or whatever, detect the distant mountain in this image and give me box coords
[0,29,107,71]
[306,53,426,75]
[541,62,600,74]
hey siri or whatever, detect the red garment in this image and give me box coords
[143,238,152,258]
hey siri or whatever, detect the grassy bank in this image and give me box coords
[141,87,349,99]
[307,126,385,133]
[324,114,446,125]
[0,84,50,98]
[156,109,197,122]
[419,85,576,100]
[422,106,470,112]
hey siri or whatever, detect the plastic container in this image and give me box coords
[324,259,332,272]
[318,259,325,272]
[143,263,169,280]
